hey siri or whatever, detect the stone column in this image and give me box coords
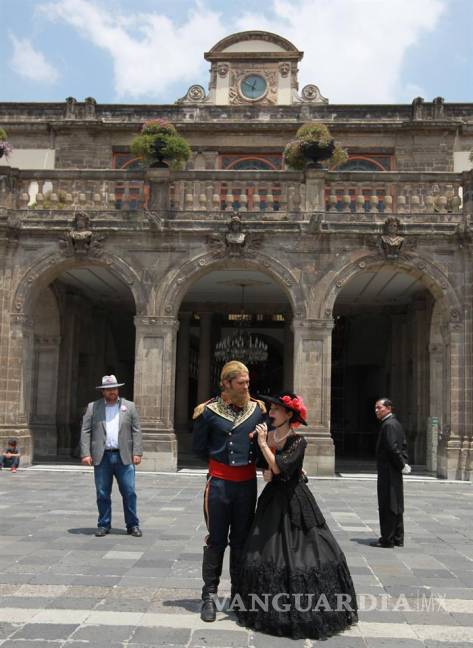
[427,342,443,472]
[174,311,192,430]
[437,320,466,479]
[283,314,294,390]
[145,168,171,211]
[304,169,326,211]
[0,313,34,465]
[133,315,178,472]
[197,312,213,403]
[292,318,335,476]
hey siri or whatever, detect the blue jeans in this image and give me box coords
[94,450,139,529]
[0,456,20,469]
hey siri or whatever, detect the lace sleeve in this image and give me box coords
[275,436,307,478]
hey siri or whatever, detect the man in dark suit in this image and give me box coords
[80,375,143,537]
[371,398,410,548]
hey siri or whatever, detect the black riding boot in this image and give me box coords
[200,546,224,622]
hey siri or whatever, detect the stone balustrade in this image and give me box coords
[325,171,463,216]
[0,168,146,210]
[0,166,466,217]
[169,170,304,214]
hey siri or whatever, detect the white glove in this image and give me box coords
[402,464,411,475]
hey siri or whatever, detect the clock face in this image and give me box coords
[240,74,268,100]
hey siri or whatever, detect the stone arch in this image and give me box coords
[12,251,147,317]
[208,31,300,55]
[311,253,462,323]
[322,253,464,474]
[156,252,306,318]
[10,251,145,463]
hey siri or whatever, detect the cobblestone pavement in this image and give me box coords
[0,467,473,647]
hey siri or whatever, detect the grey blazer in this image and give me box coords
[80,397,143,466]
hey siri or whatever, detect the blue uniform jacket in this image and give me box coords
[192,397,267,466]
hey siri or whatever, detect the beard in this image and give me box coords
[224,388,250,408]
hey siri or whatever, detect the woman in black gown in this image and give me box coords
[235,392,358,640]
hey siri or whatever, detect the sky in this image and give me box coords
[1,0,472,105]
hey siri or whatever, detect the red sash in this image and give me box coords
[208,458,256,482]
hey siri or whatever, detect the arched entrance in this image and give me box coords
[331,264,445,471]
[26,264,136,461]
[173,269,293,466]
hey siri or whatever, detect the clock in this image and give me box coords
[240,74,268,101]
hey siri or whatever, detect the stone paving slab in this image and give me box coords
[0,469,472,646]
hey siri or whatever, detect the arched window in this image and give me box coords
[336,156,391,172]
[228,158,276,170]
[220,154,283,170]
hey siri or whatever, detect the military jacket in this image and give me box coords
[192,396,266,466]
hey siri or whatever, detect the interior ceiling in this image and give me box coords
[57,267,135,309]
[56,267,427,311]
[182,271,289,305]
[336,267,427,306]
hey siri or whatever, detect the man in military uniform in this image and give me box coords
[192,360,267,622]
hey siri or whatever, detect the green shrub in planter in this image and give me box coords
[131,119,191,170]
[284,122,347,170]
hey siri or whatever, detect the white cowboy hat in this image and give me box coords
[96,375,125,389]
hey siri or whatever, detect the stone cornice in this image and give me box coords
[1,102,473,128]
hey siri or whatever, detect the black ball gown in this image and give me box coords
[235,434,358,639]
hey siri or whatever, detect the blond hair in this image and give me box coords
[220,360,249,388]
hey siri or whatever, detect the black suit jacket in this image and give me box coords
[376,414,408,514]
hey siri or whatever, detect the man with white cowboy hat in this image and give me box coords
[80,374,143,537]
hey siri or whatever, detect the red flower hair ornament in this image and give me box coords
[260,392,308,427]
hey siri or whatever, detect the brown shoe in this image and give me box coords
[127,526,142,537]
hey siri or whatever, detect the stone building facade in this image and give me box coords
[1,31,473,478]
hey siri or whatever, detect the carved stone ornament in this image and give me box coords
[380,217,404,259]
[456,217,473,246]
[84,97,97,119]
[279,62,290,77]
[217,63,230,78]
[294,84,329,104]
[64,96,77,119]
[144,209,164,231]
[176,84,207,104]
[207,214,263,257]
[58,211,105,257]
[6,213,22,241]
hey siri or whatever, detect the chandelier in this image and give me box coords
[214,283,268,365]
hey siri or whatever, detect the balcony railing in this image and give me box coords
[0,167,466,218]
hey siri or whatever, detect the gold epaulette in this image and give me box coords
[192,400,212,420]
[252,397,267,413]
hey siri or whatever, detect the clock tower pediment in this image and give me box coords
[177,30,328,106]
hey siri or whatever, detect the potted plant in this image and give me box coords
[284,122,347,170]
[0,127,13,159]
[130,119,191,169]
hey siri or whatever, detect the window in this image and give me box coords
[336,155,392,172]
[219,154,283,170]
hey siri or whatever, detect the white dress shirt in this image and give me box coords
[104,400,120,449]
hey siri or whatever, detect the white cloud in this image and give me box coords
[9,34,59,84]
[236,0,446,103]
[40,0,226,99]
[36,0,446,103]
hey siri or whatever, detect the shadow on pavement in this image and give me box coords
[67,528,128,535]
